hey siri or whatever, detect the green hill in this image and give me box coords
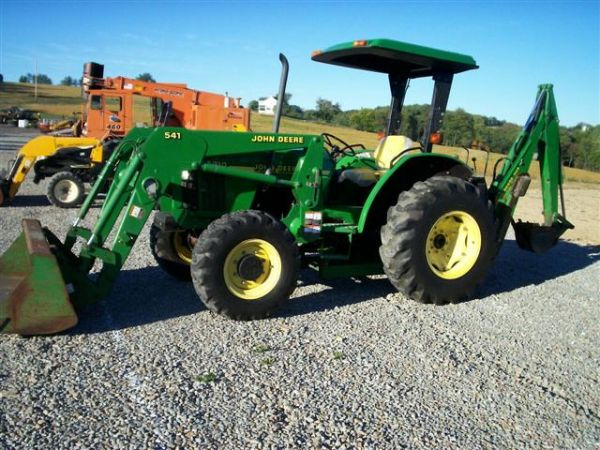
[0,82,83,117]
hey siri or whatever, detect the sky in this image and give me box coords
[0,1,598,127]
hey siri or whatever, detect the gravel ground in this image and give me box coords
[0,127,599,449]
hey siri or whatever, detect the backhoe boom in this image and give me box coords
[491,84,573,251]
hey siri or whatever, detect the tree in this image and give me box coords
[314,98,342,123]
[136,73,156,83]
[348,107,387,132]
[481,124,520,154]
[442,108,475,146]
[285,104,304,119]
[274,93,293,115]
[572,125,600,171]
[19,73,52,84]
[399,104,428,140]
[248,100,258,111]
[559,127,578,167]
[36,74,52,85]
[484,116,505,127]
[61,76,77,86]
[0,74,3,83]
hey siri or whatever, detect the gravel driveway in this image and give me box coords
[0,129,599,449]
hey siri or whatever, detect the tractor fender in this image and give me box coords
[357,153,471,233]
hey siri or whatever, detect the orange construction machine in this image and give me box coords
[81,62,249,138]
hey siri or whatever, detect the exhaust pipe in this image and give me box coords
[272,53,289,133]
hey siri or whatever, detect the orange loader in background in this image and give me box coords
[0,62,250,208]
[80,62,249,138]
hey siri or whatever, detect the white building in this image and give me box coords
[258,96,278,115]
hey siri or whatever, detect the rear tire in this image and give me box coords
[191,210,299,320]
[47,171,85,208]
[149,225,192,281]
[380,175,495,304]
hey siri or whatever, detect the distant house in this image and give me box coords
[258,96,278,116]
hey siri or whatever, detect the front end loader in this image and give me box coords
[0,39,573,335]
[0,136,103,208]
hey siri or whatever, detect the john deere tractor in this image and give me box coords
[0,39,572,335]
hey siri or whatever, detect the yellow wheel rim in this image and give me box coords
[425,210,481,280]
[173,232,193,265]
[223,239,282,300]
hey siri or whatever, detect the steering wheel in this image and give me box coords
[321,132,364,158]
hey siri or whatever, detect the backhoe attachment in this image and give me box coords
[491,84,573,253]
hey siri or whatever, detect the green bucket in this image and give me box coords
[0,219,77,335]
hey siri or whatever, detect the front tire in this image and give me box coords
[47,171,85,208]
[191,210,300,320]
[149,225,193,281]
[380,176,495,304]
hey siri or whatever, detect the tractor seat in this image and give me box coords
[338,135,421,187]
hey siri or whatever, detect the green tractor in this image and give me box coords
[0,39,572,335]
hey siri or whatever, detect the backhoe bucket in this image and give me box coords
[513,220,571,253]
[0,219,77,335]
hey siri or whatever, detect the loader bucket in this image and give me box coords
[512,220,571,253]
[0,219,77,335]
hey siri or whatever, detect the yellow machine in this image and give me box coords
[0,136,102,208]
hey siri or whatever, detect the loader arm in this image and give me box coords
[490,84,573,252]
[0,136,101,205]
[0,130,152,333]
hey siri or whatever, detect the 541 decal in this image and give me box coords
[164,131,182,140]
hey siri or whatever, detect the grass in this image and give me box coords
[332,351,345,360]
[0,82,154,123]
[252,343,271,354]
[2,82,598,183]
[260,357,276,366]
[0,82,83,118]
[195,372,217,383]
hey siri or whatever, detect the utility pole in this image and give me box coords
[34,59,38,100]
